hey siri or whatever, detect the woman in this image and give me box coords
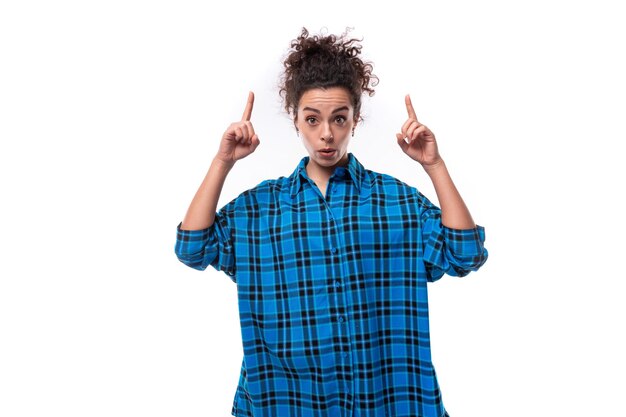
[175,27,488,417]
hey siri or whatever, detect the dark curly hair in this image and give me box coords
[279,27,378,123]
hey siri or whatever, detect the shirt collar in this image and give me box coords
[289,153,365,197]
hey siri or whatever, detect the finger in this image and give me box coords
[250,134,260,151]
[400,119,414,138]
[235,125,248,142]
[233,126,242,141]
[402,119,419,139]
[410,125,427,142]
[415,124,434,141]
[241,91,255,122]
[241,124,251,142]
[396,133,409,152]
[405,121,421,141]
[405,94,418,120]
[244,120,255,139]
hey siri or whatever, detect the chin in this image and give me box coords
[316,156,339,167]
[305,147,348,170]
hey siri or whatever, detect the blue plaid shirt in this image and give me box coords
[175,153,488,417]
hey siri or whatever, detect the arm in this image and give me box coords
[396,94,475,229]
[423,160,475,229]
[179,91,260,231]
[180,158,234,230]
[397,94,487,280]
[175,92,260,274]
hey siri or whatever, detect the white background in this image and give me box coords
[1,0,625,416]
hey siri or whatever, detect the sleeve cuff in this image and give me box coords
[175,221,213,255]
[176,221,211,234]
[442,224,486,255]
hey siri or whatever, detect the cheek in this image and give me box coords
[302,136,316,150]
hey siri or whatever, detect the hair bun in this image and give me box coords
[279,27,378,120]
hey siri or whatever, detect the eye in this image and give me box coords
[335,115,347,124]
[306,117,317,125]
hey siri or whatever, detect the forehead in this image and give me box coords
[298,87,352,111]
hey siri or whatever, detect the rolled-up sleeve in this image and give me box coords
[419,193,488,282]
[174,204,236,280]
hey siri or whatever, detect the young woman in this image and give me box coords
[175,27,488,417]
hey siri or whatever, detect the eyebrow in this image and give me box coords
[302,106,350,114]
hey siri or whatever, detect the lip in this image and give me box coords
[318,149,337,158]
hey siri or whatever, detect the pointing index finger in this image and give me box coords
[241,91,254,121]
[405,94,418,120]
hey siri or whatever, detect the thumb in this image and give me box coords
[250,135,261,151]
[396,133,408,152]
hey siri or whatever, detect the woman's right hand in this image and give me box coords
[215,91,261,165]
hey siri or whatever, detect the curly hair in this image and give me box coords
[279,27,378,123]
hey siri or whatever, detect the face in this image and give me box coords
[295,87,357,179]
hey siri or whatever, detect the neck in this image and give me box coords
[305,163,333,186]
[305,154,349,185]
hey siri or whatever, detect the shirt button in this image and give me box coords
[334,280,341,288]
[330,247,338,254]
[342,352,348,358]
[338,316,345,323]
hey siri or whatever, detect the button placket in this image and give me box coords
[324,174,355,412]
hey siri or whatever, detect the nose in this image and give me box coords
[321,122,334,142]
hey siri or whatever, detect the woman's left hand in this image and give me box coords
[396,94,442,168]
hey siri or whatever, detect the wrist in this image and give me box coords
[422,158,446,176]
[212,156,236,172]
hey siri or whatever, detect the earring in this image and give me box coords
[352,128,355,137]
[296,128,300,137]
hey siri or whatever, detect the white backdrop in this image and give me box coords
[1,1,625,416]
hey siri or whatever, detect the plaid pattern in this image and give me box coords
[175,153,487,417]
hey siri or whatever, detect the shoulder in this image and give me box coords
[227,176,291,207]
[249,176,290,196]
[364,168,420,198]
[364,168,438,213]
